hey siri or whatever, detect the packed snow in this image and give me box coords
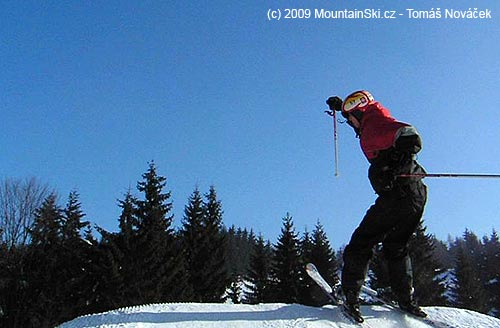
[59,302,500,328]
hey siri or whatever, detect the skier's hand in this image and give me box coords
[378,168,396,192]
[369,165,396,193]
[326,96,343,112]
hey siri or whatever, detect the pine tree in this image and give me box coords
[94,237,129,311]
[482,230,500,317]
[227,274,243,304]
[0,243,31,328]
[30,194,62,246]
[453,244,488,313]
[201,186,228,302]
[180,186,228,302]
[368,244,390,298]
[93,191,138,310]
[0,242,8,320]
[133,162,187,303]
[300,229,313,263]
[26,194,65,327]
[299,228,315,305]
[181,188,207,302]
[301,221,339,306]
[246,234,273,304]
[58,191,94,323]
[224,226,256,277]
[118,190,138,241]
[310,221,339,287]
[61,191,89,240]
[271,213,302,303]
[462,229,483,270]
[408,221,447,306]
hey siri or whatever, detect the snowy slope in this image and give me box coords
[59,303,500,328]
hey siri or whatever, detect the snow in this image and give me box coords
[58,303,500,328]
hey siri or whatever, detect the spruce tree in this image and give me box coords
[118,190,138,241]
[453,244,488,313]
[181,188,207,302]
[227,274,243,304]
[92,228,129,312]
[310,222,339,287]
[246,234,273,304]
[30,194,62,246]
[299,229,315,305]
[92,191,139,310]
[133,162,186,303]
[26,194,65,327]
[61,191,89,240]
[482,230,500,317]
[0,242,7,321]
[368,244,387,293]
[224,226,256,277]
[408,221,446,306]
[300,229,313,263]
[201,186,228,302]
[116,191,141,305]
[272,213,302,303]
[59,191,94,322]
[301,221,339,306]
[0,243,31,328]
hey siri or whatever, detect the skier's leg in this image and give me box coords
[342,242,372,303]
[383,182,427,315]
[383,243,414,303]
[341,192,402,303]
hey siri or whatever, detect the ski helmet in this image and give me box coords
[342,90,374,113]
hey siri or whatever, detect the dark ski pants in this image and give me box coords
[341,181,427,304]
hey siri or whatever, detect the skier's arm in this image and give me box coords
[369,126,423,193]
[394,125,422,154]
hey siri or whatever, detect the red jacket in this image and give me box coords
[359,102,410,161]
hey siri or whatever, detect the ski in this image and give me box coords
[305,263,336,299]
[359,285,457,328]
[305,263,368,326]
[306,262,459,328]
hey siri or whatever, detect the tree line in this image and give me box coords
[0,162,499,327]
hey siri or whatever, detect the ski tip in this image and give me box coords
[305,263,316,271]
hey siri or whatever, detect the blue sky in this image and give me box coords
[1,1,499,248]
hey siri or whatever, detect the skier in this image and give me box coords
[326,91,428,323]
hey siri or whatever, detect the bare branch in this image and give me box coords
[0,177,52,248]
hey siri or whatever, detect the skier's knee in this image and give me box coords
[383,243,408,260]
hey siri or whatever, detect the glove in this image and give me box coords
[326,96,343,112]
[378,167,396,192]
[369,164,396,194]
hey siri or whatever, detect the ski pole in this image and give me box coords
[398,173,500,179]
[325,109,339,177]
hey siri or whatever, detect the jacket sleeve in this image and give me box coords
[368,125,424,194]
[393,125,422,154]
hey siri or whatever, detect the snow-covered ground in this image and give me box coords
[59,303,500,328]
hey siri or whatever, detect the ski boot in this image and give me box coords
[399,299,427,318]
[342,302,364,323]
[342,290,364,323]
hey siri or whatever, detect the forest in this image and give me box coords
[1,162,499,328]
